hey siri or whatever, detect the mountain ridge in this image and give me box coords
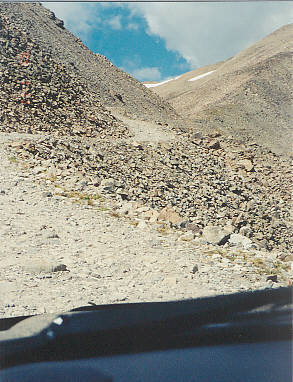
[0,2,179,127]
[149,24,293,155]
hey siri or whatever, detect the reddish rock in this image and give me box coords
[157,206,184,225]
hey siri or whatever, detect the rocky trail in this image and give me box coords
[1,132,292,318]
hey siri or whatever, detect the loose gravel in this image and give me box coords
[1,132,291,318]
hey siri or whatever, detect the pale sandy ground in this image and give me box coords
[0,132,287,319]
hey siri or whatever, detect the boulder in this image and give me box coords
[238,159,254,172]
[202,225,232,245]
[98,178,116,193]
[228,233,255,250]
[157,206,184,225]
[207,139,221,150]
[22,260,68,274]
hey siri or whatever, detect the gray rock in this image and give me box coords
[256,239,268,250]
[22,260,68,274]
[202,225,231,245]
[239,226,251,236]
[228,233,255,250]
[185,223,201,234]
[192,265,199,274]
[238,159,254,172]
[52,264,68,272]
[207,139,221,150]
[43,191,53,197]
[99,178,116,193]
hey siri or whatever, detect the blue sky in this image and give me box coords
[45,2,293,82]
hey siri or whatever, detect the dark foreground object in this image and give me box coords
[0,287,292,381]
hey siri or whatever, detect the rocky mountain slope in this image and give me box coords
[0,2,178,125]
[149,24,293,155]
[0,3,292,318]
[0,10,129,139]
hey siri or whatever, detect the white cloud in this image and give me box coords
[107,15,122,30]
[131,67,162,81]
[127,2,293,68]
[43,2,99,36]
[43,2,293,77]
